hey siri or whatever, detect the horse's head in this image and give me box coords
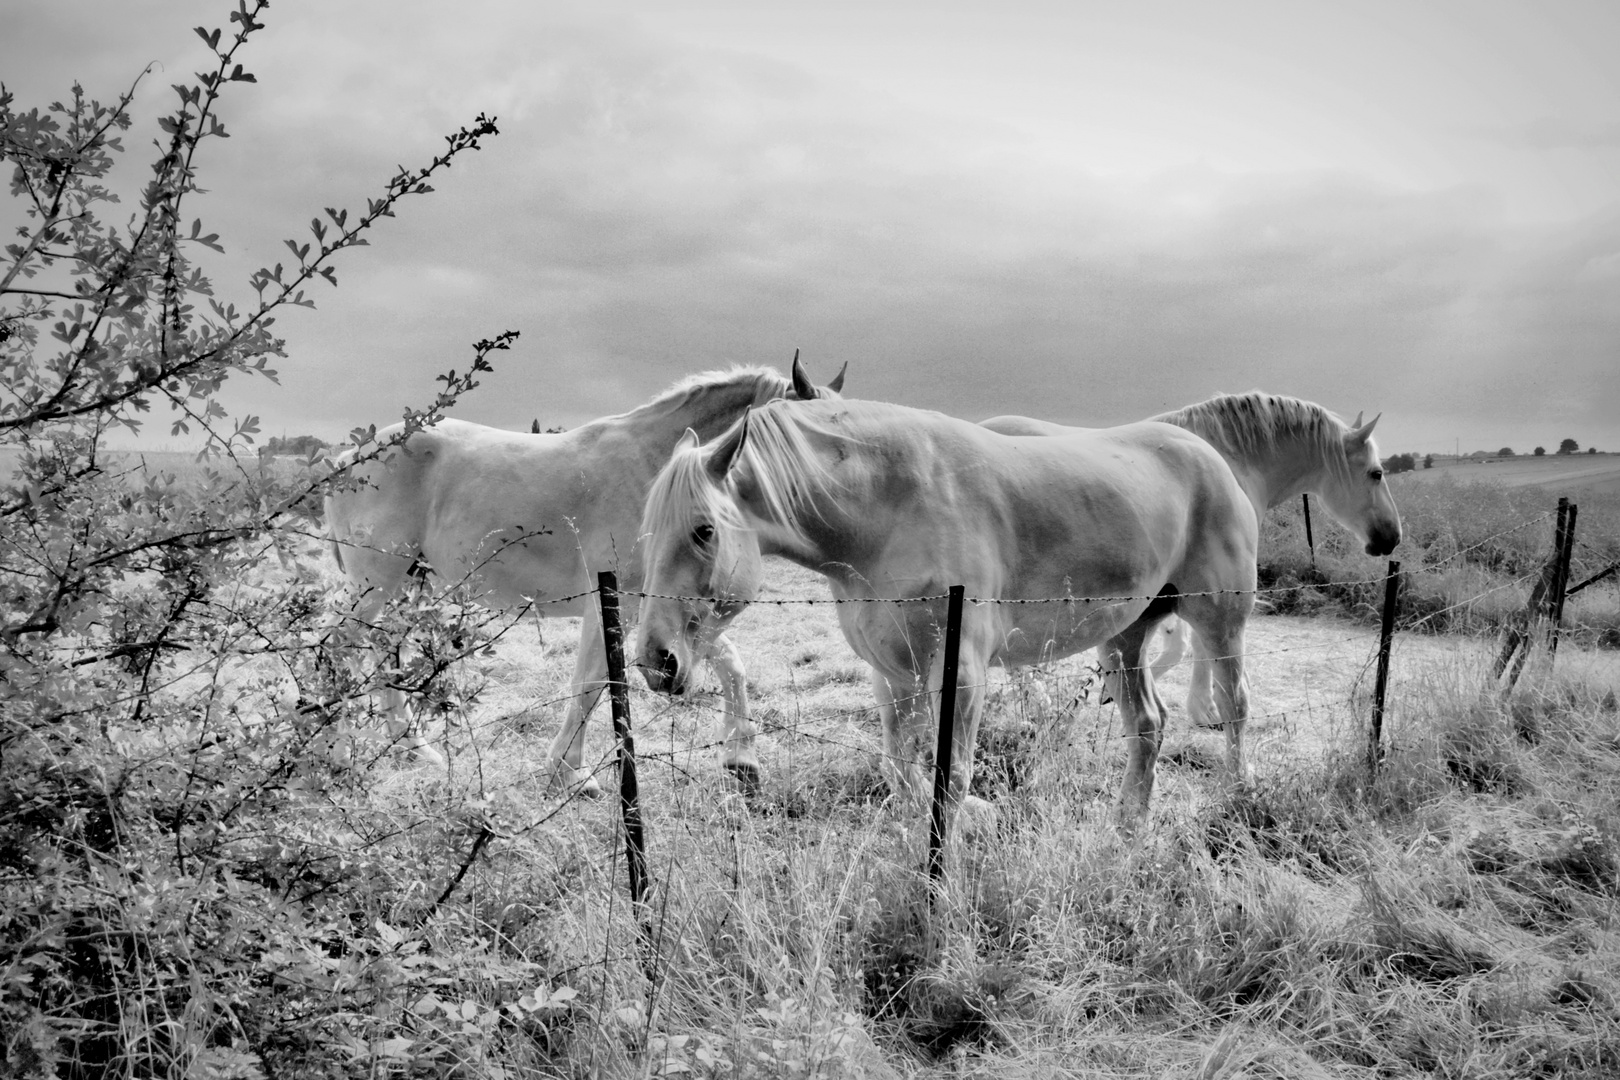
[634,418,764,695]
[1320,412,1403,557]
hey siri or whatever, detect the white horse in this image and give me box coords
[633,398,1266,832]
[981,392,1402,726]
[325,358,845,789]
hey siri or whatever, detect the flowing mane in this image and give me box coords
[642,401,842,554]
[619,366,791,423]
[1151,392,1356,482]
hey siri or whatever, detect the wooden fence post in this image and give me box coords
[1302,493,1316,571]
[597,572,650,939]
[1368,560,1401,773]
[1493,498,1568,689]
[927,585,966,893]
[1547,501,1578,661]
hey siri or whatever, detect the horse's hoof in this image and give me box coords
[724,760,763,798]
[408,743,448,767]
[546,766,603,800]
[958,795,999,837]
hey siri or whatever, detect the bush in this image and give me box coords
[0,6,530,1073]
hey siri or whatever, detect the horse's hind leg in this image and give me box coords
[1109,621,1168,834]
[705,632,760,794]
[544,604,607,797]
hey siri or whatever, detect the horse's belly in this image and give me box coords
[989,599,1150,667]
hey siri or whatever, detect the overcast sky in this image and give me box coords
[5,0,1618,454]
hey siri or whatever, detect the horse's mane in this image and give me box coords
[623,366,790,421]
[641,401,842,554]
[1152,392,1356,479]
[729,402,843,539]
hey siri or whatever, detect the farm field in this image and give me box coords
[1400,453,1620,497]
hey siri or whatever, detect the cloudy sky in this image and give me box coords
[5,0,1618,454]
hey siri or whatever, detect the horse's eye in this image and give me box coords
[692,523,715,547]
[1369,469,1384,482]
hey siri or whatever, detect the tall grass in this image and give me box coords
[1262,476,1620,647]
[351,635,1620,1078]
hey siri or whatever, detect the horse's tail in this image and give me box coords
[323,446,360,579]
[326,501,348,576]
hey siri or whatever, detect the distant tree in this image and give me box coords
[259,433,330,457]
[1589,446,1598,454]
[1534,446,1546,456]
[1497,447,1514,457]
[529,419,565,434]
[1558,438,1579,455]
[1383,452,1417,474]
[530,418,540,433]
[1423,453,1434,469]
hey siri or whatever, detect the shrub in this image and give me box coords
[0,6,528,1073]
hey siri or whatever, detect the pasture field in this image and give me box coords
[326,553,1620,1078]
[1399,454,1620,498]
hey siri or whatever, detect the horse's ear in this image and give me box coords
[706,411,750,479]
[1350,411,1365,430]
[1347,412,1381,447]
[826,361,848,395]
[790,349,815,399]
[675,428,700,452]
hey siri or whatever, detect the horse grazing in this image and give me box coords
[633,398,1263,832]
[325,358,845,789]
[982,392,1402,726]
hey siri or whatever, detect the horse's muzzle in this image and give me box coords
[638,648,687,695]
[1364,523,1401,558]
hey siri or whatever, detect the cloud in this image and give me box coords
[1471,116,1620,150]
[8,2,1618,453]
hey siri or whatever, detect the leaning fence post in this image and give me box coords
[596,571,650,941]
[1494,498,1567,689]
[1368,560,1401,773]
[927,585,966,894]
[1547,501,1578,661]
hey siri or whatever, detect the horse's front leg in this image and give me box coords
[938,648,994,833]
[1183,633,1222,729]
[1205,627,1253,788]
[870,668,928,807]
[1108,623,1167,836]
[702,632,760,794]
[544,605,607,797]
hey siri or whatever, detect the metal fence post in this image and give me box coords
[597,572,650,933]
[927,585,966,893]
[1368,560,1401,773]
[1302,493,1316,571]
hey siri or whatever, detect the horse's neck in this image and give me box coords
[1217,433,1330,512]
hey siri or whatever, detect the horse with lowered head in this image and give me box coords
[982,392,1401,726]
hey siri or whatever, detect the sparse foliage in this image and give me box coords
[1,4,524,1072]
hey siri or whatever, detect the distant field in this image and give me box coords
[0,445,290,484]
[1399,452,1620,496]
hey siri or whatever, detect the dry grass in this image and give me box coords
[335,556,1620,1078]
